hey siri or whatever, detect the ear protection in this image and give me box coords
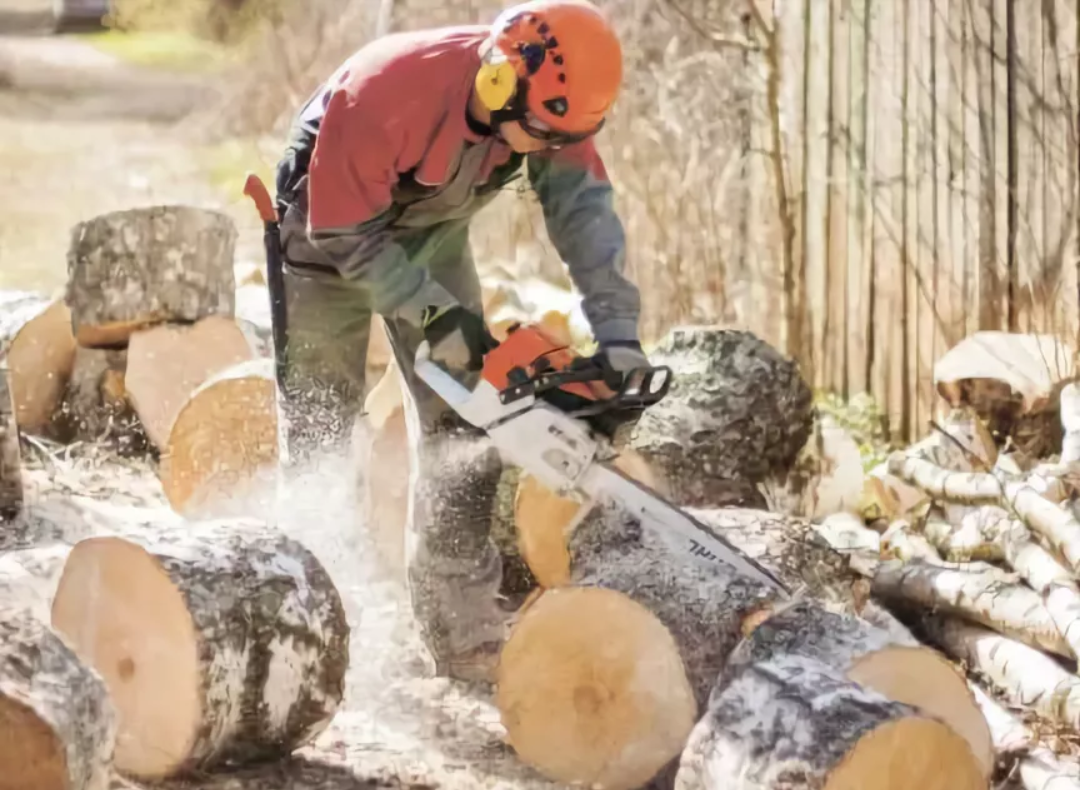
[476,40,547,113]
[475,58,519,112]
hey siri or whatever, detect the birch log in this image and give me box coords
[159,357,279,518]
[0,291,77,434]
[720,600,994,778]
[627,327,813,507]
[871,558,1073,659]
[963,507,1080,658]
[65,206,237,348]
[49,519,349,780]
[673,654,984,790]
[0,366,23,524]
[512,447,667,588]
[124,315,255,449]
[0,607,117,790]
[495,505,987,789]
[887,452,1080,576]
[921,617,1080,731]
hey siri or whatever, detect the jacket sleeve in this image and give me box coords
[305,87,443,315]
[526,140,641,344]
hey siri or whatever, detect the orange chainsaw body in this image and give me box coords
[480,323,617,403]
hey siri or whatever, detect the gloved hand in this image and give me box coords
[420,304,498,372]
[391,279,497,373]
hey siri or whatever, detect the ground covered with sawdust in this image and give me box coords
[11,435,568,790]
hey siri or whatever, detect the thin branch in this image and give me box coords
[664,0,763,52]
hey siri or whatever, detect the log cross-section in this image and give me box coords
[49,519,350,780]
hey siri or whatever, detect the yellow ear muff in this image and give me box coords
[476,59,518,112]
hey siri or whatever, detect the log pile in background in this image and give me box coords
[807,333,1080,790]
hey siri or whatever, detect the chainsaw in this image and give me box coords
[414,322,791,594]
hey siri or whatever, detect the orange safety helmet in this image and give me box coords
[479,0,623,139]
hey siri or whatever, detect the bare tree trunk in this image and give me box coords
[1006,0,1019,331]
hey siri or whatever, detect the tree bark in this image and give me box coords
[871,557,1073,659]
[0,291,77,434]
[53,346,148,452]
[0,366,24,525]
[723,600,994,778]
[887,452,1080,575]
[159,357,279,518]
[0,607,117,790]
[49,518,350,780]
[65,206,238,348]
[674,654,984,790]
[921,616,1080,731]
[0,545,72,622]
[628,327,813,507]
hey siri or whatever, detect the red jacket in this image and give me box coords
[293,25,640,344]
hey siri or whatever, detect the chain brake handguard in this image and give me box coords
[498,359,674,417]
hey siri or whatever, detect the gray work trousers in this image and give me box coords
[278,226,508,664]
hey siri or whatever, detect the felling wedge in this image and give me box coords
[412,323,790,593]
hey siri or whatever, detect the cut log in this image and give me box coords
[495,504,989,788]
[54,346,148,452]
[49,519,350,780]
[124,315,255,449]
[360,358,408,581]
[0,291,77,434]
[159,357,279,518]
[65,205,238,348]
[933,331,1075,458]
[0,366,24,524]
[512,447,668,589]
[0,607,117,790]
[871,557,1073,659]
[673,653,984,790]
[628,327,813,507]
[722,600,994,779]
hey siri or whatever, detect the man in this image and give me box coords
[273,0,648,682]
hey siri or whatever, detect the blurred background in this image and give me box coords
[1,0,1078,447]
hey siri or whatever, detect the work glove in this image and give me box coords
[420,304,498,372]
[392,279,497,373]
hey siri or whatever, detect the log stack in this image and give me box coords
[805,333,1080,790]
[489,327,993,790]
[1,204,289,515]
